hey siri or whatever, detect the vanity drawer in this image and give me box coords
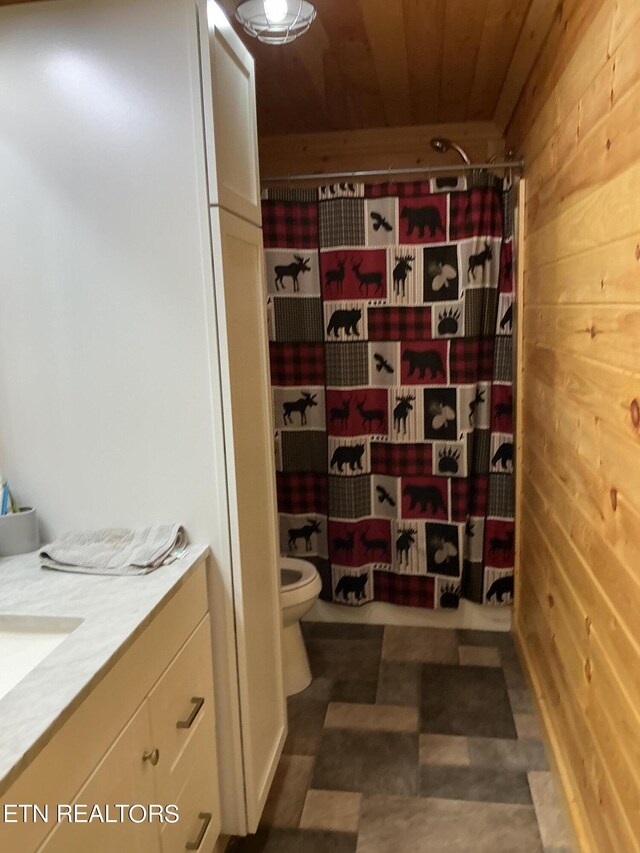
[148,615,216,804]
[159,717,221,853]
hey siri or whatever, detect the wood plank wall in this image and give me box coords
[259,122,504,181]
[507,0,640,850]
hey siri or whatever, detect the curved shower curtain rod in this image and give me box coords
[261,160,525,184]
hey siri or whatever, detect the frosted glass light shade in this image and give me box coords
[264,0,288,23]
[235,0,317,45]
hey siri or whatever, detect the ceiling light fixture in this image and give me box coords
[235,0,317,45]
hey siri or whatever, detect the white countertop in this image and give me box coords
[0,544,209,796]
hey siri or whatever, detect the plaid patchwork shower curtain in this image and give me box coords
[263,178,515,609]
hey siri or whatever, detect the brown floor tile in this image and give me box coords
[294,677,334,702]
[515,712,543,740]
[503,666,528,689]
[325,702,418,732]
[234,827,358,852]
[457,629,514,648]
[499,645,523,666]
[260,755,314,828]
[419,734,470,766]
[382,626,458,664]
[458,645,501,667]
[468,736,549,771]
[302,622,385,642]
[307,638,382,683]
[283,696,328,756]
[312,729,419,796]
[376,660,421,707]
[288,674,377,707]
[331,680,378,704]
[509,686,534,714]
[420,664,517,738]
[528,771,574,850]
[300,789,362,833]
[500,648,528,688]
[356,794,544,852]
[419,764,532,804]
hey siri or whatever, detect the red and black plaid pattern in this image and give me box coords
[365,181,432,199]
[371,443,433,476]
[262,201,318,250]
[451,476,489,520]
[276,472,328,515]
[269,343,325,386]
[368,307,432,341]
[450,338,495,383]
[374,571,435,608]
[450,188,503,239]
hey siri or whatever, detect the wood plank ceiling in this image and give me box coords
[217,0,556,136]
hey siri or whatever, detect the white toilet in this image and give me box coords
[279,557,322,696]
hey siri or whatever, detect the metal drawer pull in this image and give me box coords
[142,748,160,766]
[177,696,205,729]
[186,812,211,850]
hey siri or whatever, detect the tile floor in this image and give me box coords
[230,623,574,853]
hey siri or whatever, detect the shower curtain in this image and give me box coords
[262,177,514,609]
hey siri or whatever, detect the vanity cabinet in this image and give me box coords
[0,559,220,853]
[38,613,219,853]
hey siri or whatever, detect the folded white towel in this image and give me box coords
[40,524,187,576]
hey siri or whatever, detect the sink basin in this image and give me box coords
[0,614,83,701]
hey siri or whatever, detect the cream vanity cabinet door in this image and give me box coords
[159,749,219,853]
[210,207,286,831]
[197,0,262,225]
[148,615,221,851]
[38,703,159,853]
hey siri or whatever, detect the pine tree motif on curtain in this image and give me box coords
[263,178,515,609]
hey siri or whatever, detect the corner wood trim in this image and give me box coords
[513,177,526,621]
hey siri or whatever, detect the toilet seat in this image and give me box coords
[280,557,318,592]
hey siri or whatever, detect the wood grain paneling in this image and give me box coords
[259,122,504,181]
[213,0,542,135]
[402,0,444,125]
[508,0,640,849]
[467,0,530,121]
[358,0,412,127]
[438,0,489,122]
[494,0,561,132]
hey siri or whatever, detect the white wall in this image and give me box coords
[0,0,222,545]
